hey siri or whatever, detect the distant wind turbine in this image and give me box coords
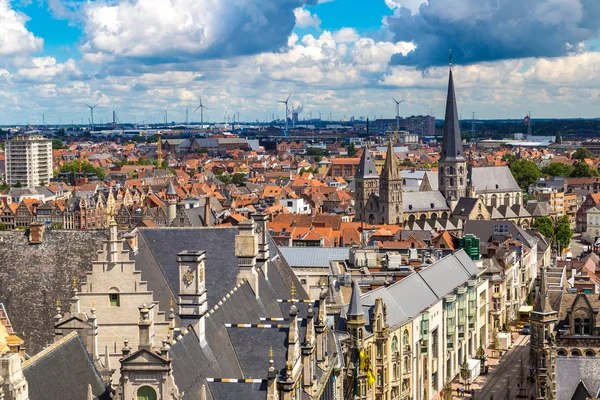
[392,97,405,132]
[85,103,98,131]
[194,95,209,126]
[278,93,292,133]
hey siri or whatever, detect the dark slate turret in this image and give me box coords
[355,146,378,180]
[347,280,364,317]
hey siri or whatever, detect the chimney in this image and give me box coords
[137,304,153,351]
[177,250,208,343]
[204,196,212,227]
[28,221,44,244]
[235,220,260,297]
[123,231,138,253]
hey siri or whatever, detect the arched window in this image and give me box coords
[571,349,581,357]
[491,195,498,208]
[137,386,157,400]
[557,349,567,357]
[449,167,455,175]
[441,212,449,219]
[431,213,438,221]
[109,287,120,307]
[586,350,595,357]
[403,355,410,372]
[450,178,454,187]
[419,214,426,221]
[504,194,510,206]
[459,166,464,175]
[403,330,409,348]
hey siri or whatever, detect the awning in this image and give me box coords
[518,305,533,313]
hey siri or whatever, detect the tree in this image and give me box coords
[401,159,415,167]
[460,355,471,385]
[555,215,573,251]
[571,147,593,160]
[509,160,541,191]
[51,139,67,150]
[60,160,106,179]
[347,142,357,157]
[532,216,554,238]
[442,381,453,400]
[502,154,518,164]
[492,329,500,350]
[0,222,7,231]
[570,162,600,178]
[230,173,246,186]
[541,162,573,178]
[555,132,562,144]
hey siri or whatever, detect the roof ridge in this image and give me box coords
[22,331,78,369]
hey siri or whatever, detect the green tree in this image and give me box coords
[347,142,357,157]
[305,147,327,157]
[555,215,573,251]
[541,162,573,177]
[509,160,541,191]
[555,132,562,144]
[532,216,554,238]
[460,355,471,384]
[571,147,593,160]
[442,381,453,400]
[51,139,67,150]
[570,162,600,178]
[60,160,106,179]
[502,154,518,164]
[401,159,415,167]
[492,329,500,350]
[230,173,246,186]
[0,222,7,231]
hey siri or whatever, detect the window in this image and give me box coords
[392,336,398,353]
[137,386,157,400]
[109,293,120,307]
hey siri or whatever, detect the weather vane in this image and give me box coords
[449,49,453,69]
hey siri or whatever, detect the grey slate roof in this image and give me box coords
[279,246,349,268]
[355,146,378,179]
[556,357,600,400]
[464,220,537,249]
[440,69,465,162]
[403,191,450,212]
[424,167,520,193]
[340,250,480,332]
[22,332,109,400]
[207,381,267,400]
[347,280,364,317]
[166,181,177,195]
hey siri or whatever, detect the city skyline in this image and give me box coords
[1,0,600,125]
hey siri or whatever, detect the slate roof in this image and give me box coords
[404,191,450,212]
[339,250,480,332]
[279,247,349,268]
[355,146,378,179]
[424,167,520,193]
[207,381,267,400]
[464,220,538,249]
[556,357,600,400]
[452,197,479,217]
[22,332,110,400]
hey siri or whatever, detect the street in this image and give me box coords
[473,334,531,400]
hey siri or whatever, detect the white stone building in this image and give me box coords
[5,136,53,187]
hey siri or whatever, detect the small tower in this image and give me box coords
[530,267,558,400]
[346,280,365,348]
[177,250,208,343]
[354,146,379,222]
[379,135,403,224]
[166,181,177,225]
[439,51,468,206]
[466,151,477,199]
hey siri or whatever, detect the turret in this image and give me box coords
[166,181,177,225]
[346,280,365,348]
[177,250,208,343]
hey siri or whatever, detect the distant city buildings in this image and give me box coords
[5,136,52,188]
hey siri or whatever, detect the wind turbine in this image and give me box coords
[194,96,209,126]
[221,106,229,124]
[392,97,405,132]
[85,103,98,131]
[278,93,292,133]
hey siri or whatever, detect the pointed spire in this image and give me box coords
[440,54,465,162]
[382,135,399,180]
[347,280,364,317]
[355,145,378,179]
[166,180,177,196]
[534,267,553,314]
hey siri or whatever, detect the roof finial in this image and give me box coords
[449,49,453,70]
[73,276,77,288]
[291,282,296,301]
[269,346,274,359]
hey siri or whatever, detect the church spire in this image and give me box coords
[355,145,378,180]
[440,50,465,162]
[382,134,399,180]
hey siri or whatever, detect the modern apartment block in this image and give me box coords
[6,136,53,187]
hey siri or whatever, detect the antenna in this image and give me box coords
[392,97,405,133]
[85,104,98,131]
[194,95,209,126]
[278,93,292,133]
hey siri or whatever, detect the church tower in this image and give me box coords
[530,267,558,400]
[379,137,403,224]
[354,146,379,222]
[438,53,468,206]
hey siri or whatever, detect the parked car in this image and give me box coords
[521,324,531,335]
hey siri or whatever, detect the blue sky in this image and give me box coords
[1,0,600,125]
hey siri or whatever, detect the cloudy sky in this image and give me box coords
[1,0,600,125]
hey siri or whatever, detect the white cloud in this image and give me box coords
[385,0,428,14]
[294,7,321,29]
[15,57,81,83]
[0,0,43,56]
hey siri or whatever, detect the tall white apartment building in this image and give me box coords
[6,136,53,187]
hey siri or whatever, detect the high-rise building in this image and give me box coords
[5,135,52,187]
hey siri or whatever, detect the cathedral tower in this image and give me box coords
[379,137,403,224]
[530,267,558,400]
[438,54,468,205]
[354,146,379,222]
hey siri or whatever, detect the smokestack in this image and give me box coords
[112,111,116,124]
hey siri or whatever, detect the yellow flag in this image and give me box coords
[367,369,376,385]
[359,350,367,372]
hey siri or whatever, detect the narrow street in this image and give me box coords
[474,334,531,400]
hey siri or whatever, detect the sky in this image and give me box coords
[1,0,600,125]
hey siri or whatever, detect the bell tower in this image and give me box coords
[379,135,403,224]
[354,146,379,222]
[438,51,468,205]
